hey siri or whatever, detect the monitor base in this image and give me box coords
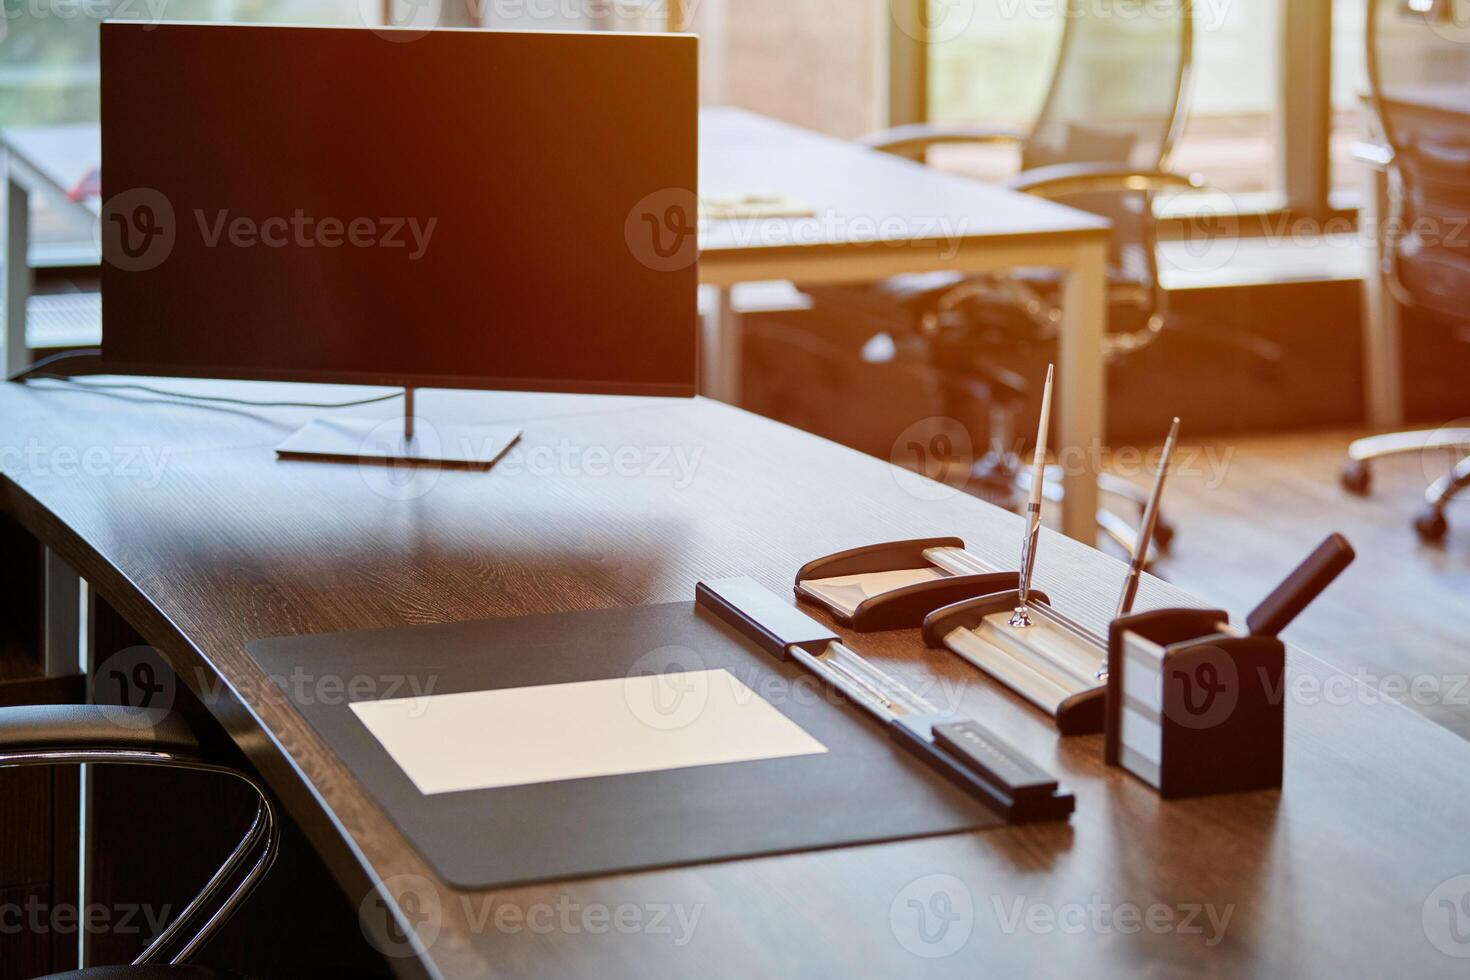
[276,416,521,470]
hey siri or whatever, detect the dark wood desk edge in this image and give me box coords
[0,472,436,978]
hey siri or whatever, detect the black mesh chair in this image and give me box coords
[807,0,1274,554]
[1340,0,1470,542]
[1,704,278,978]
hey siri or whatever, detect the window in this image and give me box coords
[925,0,1283,202]
[1170,0,1282,203]
[687,0,886,139]
[926,1,1058,181]
[2,1,360,257]
[1332,0,1370,202]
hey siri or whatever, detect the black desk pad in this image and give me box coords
[247,602,1000,890]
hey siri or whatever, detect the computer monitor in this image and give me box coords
[99,22,698,464]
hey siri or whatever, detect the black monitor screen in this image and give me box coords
[100,23,698,396]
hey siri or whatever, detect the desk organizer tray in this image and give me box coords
[795,537,1018,632]
[247,601,1013,891]
[922,590,1110,736]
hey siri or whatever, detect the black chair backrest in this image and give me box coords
[1016,0,1193,320]
[1368,0,1470,321]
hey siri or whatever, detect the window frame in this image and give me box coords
[889,0,1356,225]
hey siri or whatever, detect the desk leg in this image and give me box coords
[1361,163,1404,430]
[4,162,31,379]
[702,286,742,405]
[1058,240,1106,543]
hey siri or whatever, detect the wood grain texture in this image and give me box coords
[3,379,1470,978]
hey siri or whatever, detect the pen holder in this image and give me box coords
[1104,608,1284,799]
[795,537,1017,632]
[921,591,1109,736]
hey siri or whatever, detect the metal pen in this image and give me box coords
[1114,418,1181,620]
[1010,364,1055,629]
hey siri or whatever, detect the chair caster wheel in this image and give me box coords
[1414,509,1449,544]
[1341,461,1372,496]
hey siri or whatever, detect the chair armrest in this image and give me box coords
[0,704,203,756]
[859,123,1026,157]
[1007,163,1202,200]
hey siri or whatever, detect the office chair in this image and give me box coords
[805,0,1275,555]
[0,704,279,978]
[1340,0,1470,542]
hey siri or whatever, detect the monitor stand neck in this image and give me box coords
[404,386,416,444]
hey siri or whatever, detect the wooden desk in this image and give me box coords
[3,378,1469,977]
[700,109,1111,541]
[0,111,1110,540]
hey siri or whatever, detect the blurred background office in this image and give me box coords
[2,2,1467,723]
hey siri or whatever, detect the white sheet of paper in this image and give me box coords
[349,669,828,796]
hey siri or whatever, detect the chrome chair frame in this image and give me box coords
[0,745,279,967]
[1340,0,1470,542]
